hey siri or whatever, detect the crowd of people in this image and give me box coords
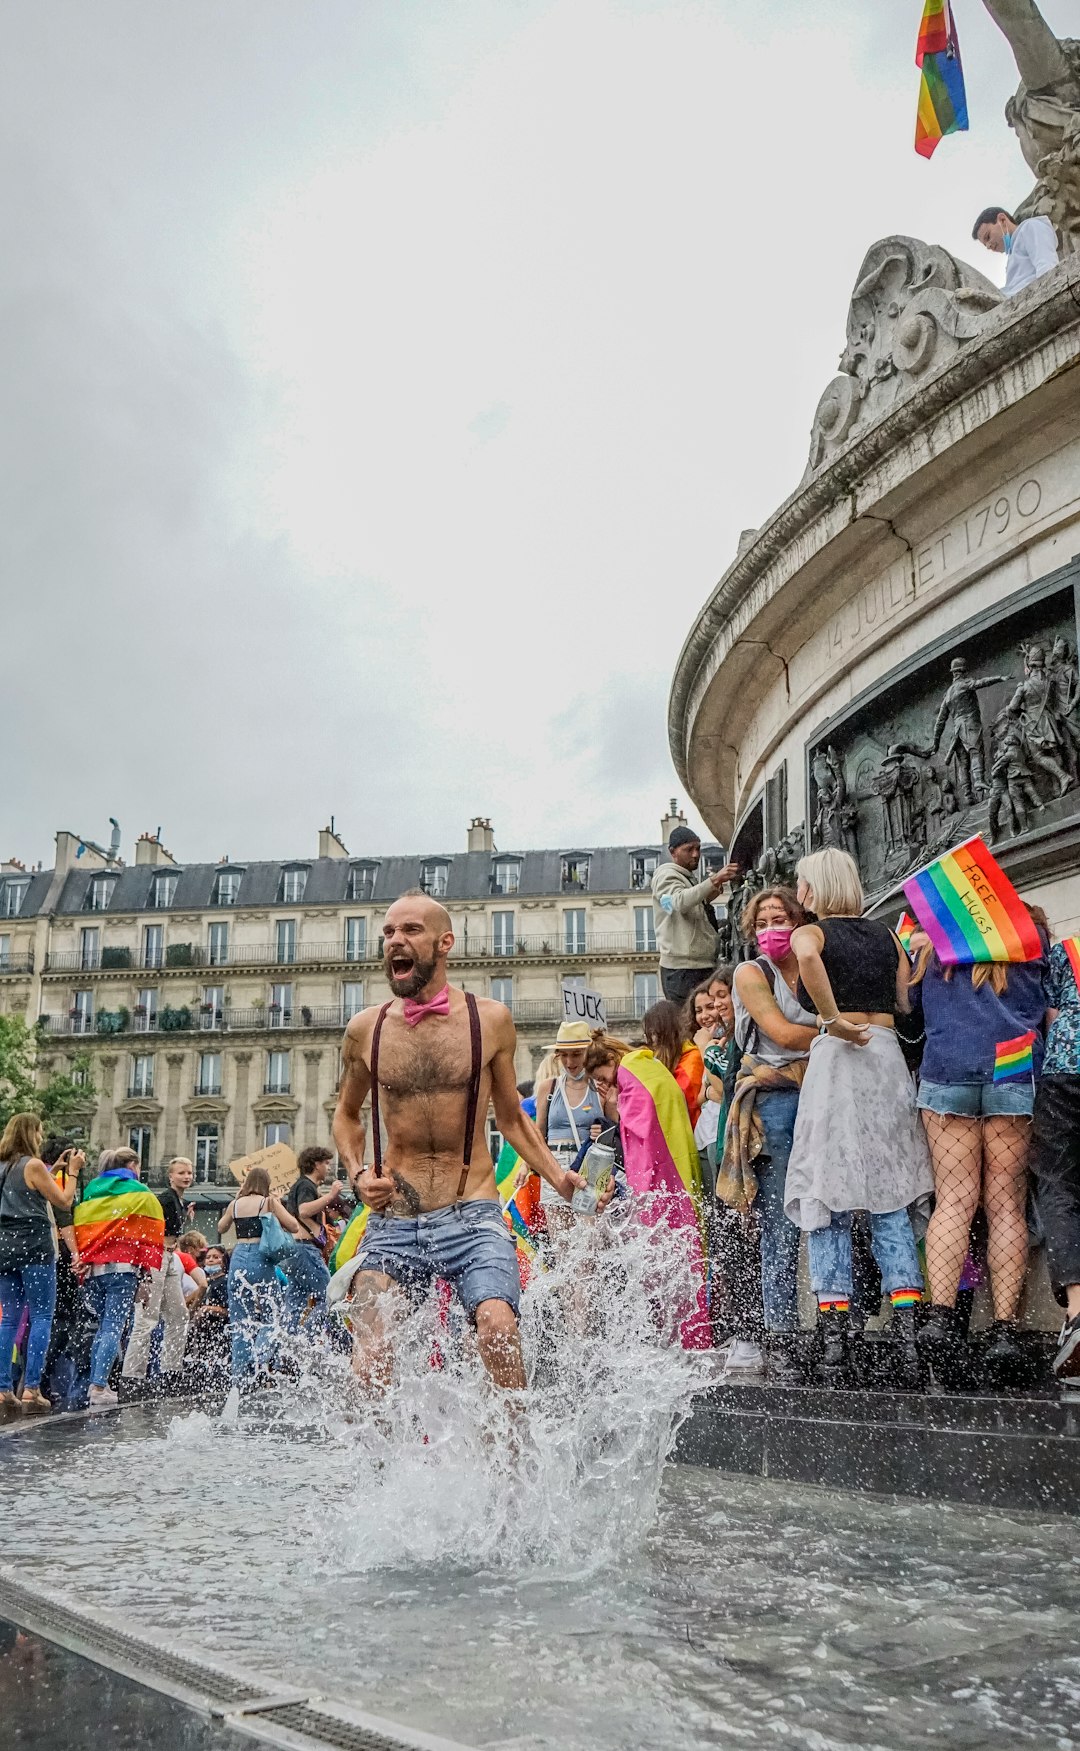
[2,840,1080,1415]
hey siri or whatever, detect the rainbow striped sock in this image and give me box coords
[890,1288,922,1309]
[818,1297,850,1313]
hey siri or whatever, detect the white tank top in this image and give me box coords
[733,955,816,1066]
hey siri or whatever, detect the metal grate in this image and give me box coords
[251,1702,448,1751]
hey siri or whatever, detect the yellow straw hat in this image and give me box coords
[545,1020,594,1051]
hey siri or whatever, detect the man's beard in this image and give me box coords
[384,949,439,999]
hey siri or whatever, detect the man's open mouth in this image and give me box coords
[388,954,414,979]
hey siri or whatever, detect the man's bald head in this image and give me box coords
[382,891,454,999]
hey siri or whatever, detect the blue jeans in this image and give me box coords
[0,1262,57,1391]
[356,1198,521,1318]
[278,1242,330,1334]
[808,1209,922,1301]
[228,1244,285,1379]
[756,1090,802,1333]
[84,1272,140,1389]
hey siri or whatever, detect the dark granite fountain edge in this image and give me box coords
[675,1384,1080,1517]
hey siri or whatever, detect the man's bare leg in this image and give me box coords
[474,1297,526,1390]
[348,1268,406,1394]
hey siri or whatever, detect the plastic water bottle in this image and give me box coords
[570,1141,615,1216]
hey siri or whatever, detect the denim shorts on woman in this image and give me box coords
[354,1198,520,1318]
[917,1078,1035,1119]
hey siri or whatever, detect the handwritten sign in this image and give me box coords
[228,1142,299,1194]
[561,980,607,1030]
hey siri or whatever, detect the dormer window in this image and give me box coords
[630,850,658,891]
[420,859,449,898]
[347,862,378,903]
[279,867,308,904]
[560,854,590,893]
[491,857,521,895]
[84,875,117,912]
[151,873,178,909]
[0,878,29,918]
[212,869,242,906]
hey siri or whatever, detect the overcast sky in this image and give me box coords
[3,0,1068,869]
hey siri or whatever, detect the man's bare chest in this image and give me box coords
[372,1028,478,1099]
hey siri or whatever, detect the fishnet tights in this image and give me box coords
[922,1112,1030,1319]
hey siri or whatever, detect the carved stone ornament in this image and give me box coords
[115,1098,163,1127]
[252,1094,300,1124]
[982,2,1080,251]
[183,1094,230,1123]
[806,238,1001,476]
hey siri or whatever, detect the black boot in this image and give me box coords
[886,1305,926,1392]
[764,1332,803,1386]
[815,1308,851,1386]
[981,1318,1026,1391]
[916,1303,970,1392]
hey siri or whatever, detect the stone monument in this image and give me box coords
[983,0,1080,251]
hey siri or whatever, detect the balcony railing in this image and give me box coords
[263,1082,291,1096]
[43,930,654,975]
[194,1083,222,1098]
[38,995,652,1038]
[0,953,34,975]
[127,1083,155,1099]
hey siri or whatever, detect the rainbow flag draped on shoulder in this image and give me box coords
[617,1047,711,1351]
[914,0,968,159]
[903,835,1042,965]
[73,1169,164,1270]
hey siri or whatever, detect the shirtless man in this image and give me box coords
[332,892,584,1392]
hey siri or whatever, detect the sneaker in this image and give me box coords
[87,1386,119,1411]
[19,1389,52,1417]
[721,1339,765,1381]
[1052,1311,1080,1380]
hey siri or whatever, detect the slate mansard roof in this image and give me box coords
[6,844,681,920]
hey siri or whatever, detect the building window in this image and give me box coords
[0,934,9,970]
[194,1124,219,1182]
[492,910,515,955]
[84,876,116,911]
[142,923,164,969]
[491,858,520,895]
[130,1054,154,1097]
[128,1127,152,1176]
[347,862,378,902]
[266,1050,290,1094]
[151,873,178,909]
[634,905,657,952]
[0,878,29,918]
[264,1122,291,1148]
[420,859,449,898]
[631,851,658,890]
[212,869,241,906]
[344,916,367,962]
[196,1052,222,1097]
[71,990,94,1035]
[280,867,308,904]
[199,985,224,1029]
[79,926,100,970]
[134,988,158,1033]
[634,972,659,1015]
[342,980,364,1020]
[564,908,587,954]
[269,982,293,1026]
[560,855,590,892]
[491,977,513,1009]
[207,922,229,966]
[275,919,296,964]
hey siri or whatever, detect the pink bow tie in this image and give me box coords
[402,988,451,1026]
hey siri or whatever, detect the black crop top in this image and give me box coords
[795,916,900,1017]
[232,1198,266,1241]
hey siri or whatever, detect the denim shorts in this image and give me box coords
[354,1198,520,1318]
[917,1078,1035,1119]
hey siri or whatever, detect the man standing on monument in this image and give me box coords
[930,655,1007,805]
[332,892,585,1393]
[651,827,738,1004]
[972,205,1060,295]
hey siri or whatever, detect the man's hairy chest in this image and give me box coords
[372,1028,484,1100]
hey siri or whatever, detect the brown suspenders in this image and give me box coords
[368,992,483,1200]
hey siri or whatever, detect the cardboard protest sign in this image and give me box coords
[561,979,607,1030]
[228,1142,298,1195]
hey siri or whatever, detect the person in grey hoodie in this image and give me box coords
[651,827,738,1004]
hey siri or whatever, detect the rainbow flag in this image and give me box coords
[617,1047,710,1351]
[903,835,1042,965]
[895,911,917,953]
[915,0,968,159]
[73,1170,164,1270]
[994,1031,1036,1083]
[328,1202,369,1274]
[1062,936,1080,990]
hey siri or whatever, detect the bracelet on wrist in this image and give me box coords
[818,1015,839,1030]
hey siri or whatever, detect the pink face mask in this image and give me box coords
[757,926,793,960]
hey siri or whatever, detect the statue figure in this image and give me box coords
[930,655,1008,805]
[812,746,849,850]
[988,707,1043,840]
[982,0,1080,252]
[1009,641,1073,797]
[873,746,921,858]
[1048,634,1080,776]
[758,823,807,888]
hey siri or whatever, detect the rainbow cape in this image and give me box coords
[903,835,1041,965]
[994,1031,1036,1083]
[895,911,916,953]
[617,1048,711,1351]
[915,0,968,159]
[73,1171,164,1270]
[1062,936,1080,990]
[328,1203,369,1274]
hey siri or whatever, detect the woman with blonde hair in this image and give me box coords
[219,1166,301,1382]
[910,905,1050,1388]
[785,848,932,1387]
[0,1112,81,1416]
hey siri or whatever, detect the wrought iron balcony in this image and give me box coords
[263,1082,291,1096]
[0,953,34,974]
[194,1083,222,1098]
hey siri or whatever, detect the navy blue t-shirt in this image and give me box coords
[913,941,1049,1086]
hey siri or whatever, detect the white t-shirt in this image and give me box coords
[1004,217,1059,297]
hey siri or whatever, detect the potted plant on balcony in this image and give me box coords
[301,1005,312,1025]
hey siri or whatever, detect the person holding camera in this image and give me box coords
[0,1113,82,1417]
